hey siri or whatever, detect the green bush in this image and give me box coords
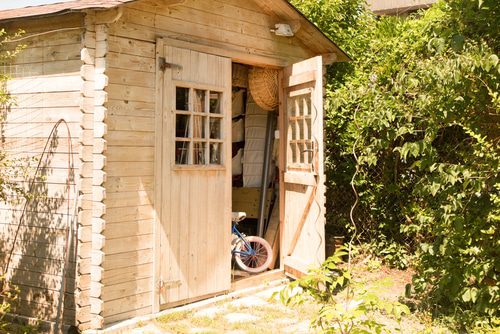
[0,277,19,332]
[293,0,499,329]
[276,248,410,333]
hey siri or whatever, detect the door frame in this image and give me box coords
[152,38,327,311]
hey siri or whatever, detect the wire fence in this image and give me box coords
[325,120,499,255]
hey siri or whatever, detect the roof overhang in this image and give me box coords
[0,0,350,62]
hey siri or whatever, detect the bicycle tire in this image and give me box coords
[234,235,273,274]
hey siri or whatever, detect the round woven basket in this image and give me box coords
[248,67,279,111]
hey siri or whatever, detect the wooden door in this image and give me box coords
[156,43,232,307]
[280,56,326,278]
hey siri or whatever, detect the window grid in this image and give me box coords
[175,86,223,166]
[288,93,314,171]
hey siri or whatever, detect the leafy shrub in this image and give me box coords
[277,248,410,333]
[0,276,19,331]
[294,0,499,329]
[0,29,26,202]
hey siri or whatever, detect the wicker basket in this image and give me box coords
[248,67,279,111]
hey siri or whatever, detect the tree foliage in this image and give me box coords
[292,0,499,329]
[0,29,26,203]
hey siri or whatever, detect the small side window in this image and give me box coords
[287,92,313,170]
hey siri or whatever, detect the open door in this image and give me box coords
[280,56,326,278]
[156,42,232,307]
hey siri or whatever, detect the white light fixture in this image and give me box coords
[270,23,294,37]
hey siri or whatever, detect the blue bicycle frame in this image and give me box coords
[232,224,257,257]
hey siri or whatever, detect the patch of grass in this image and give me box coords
[291,301,321,321]
[156,310,192,323]
[190,315,218,328]
[4,323,39,334]
[251,305,291,321]
[228,321,276,334]
[156,321,190,334]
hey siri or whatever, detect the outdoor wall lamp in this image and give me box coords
[270,23,295,37]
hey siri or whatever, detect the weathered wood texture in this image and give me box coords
[280,56,326,276]
[79,11,107,331]
[113,0,316,67]
[0,0,332,328]
[157,45,232,309]
[101,6,155,324]
[0,13,85,329]
[100,0,319,323]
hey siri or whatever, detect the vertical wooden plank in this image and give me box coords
[223,56,232,292]
[161,45,174,305]
[153,38,165,312]
[205,176,216,293]
[278,69,286,270]
[178,173,190,300]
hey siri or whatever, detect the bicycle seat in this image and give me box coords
[231,211,246,223]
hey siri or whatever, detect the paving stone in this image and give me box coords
[229,295,269,308]
[223,313,259,323]
[255,286,285,300]
[274,318,297,325]
[130,324,163,334]
[193,306,225,318]
[189,328,213,333]
[283,320,311,333]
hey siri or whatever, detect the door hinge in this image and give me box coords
[158,57,182,71]
[158,57,171,71]
[159,279,182,292]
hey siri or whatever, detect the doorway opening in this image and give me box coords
[230,63,281,283]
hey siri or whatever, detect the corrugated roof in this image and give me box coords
[0,0,135,21]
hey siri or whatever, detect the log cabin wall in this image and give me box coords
[0,13,88,331]
[100,0,317,325]
[98,8,157,325]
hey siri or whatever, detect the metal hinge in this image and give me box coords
[158,279,182,292]
[158,57,182,71]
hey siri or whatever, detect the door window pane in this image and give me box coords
[194,90,206,113]
[209,118,221,139]
[176,87,189,111]
[193,116,206,139]
[210,143,221,164]
[175,141,189,165]
[176,115,190,138]
[209,92,222,114]
[193,142,206,165]
[288,93,313,169]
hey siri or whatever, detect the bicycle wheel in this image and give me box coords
[234,236,273,274]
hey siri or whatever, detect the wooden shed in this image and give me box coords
[0,0,349,332]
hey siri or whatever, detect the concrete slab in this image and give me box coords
[223,313,259,323]
[193,306,225,319]
[229,295,269,308]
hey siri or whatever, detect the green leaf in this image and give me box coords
[489,54,499,68]
[462,288,479,303]
[451,34,465,52]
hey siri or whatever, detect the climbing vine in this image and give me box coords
[292,0,499,330]
[0,28,26,203]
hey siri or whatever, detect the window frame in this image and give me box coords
[173,81,225,168]
[286,87,315,173]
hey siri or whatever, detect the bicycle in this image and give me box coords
[231,212,273,274]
